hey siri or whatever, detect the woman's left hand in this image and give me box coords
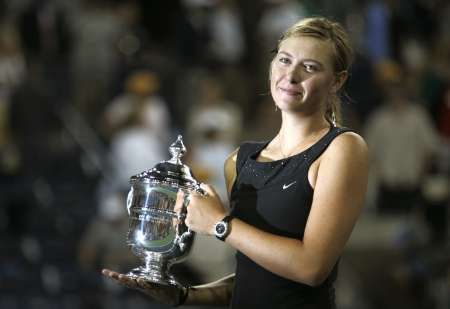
[176,184,227,236]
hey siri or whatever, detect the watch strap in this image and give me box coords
[222,215,233,224]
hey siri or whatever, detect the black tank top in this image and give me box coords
[229,126,352,309]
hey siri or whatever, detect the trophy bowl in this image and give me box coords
[125,135,203,287]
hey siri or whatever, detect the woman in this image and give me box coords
[103,16,369,308]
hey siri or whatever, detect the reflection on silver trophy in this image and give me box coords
[125,135,204,287]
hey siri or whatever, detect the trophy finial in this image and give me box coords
[168,135,186,164]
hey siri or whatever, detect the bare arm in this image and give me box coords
[184,273,234,305]
[189,133,368,286]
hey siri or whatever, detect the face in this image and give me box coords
[270,35,344,114]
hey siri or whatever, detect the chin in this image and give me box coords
[276,92,304,105]
[277,98,304,110]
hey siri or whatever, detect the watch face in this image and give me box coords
[215,222,226,236]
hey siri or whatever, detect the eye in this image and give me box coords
[304,64,317,73]
[278,57,291,65]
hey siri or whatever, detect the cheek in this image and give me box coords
[303,76,333,94]
[269,68,279,91]
[270,65,285,87]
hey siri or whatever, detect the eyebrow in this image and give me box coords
[278,51,293,57]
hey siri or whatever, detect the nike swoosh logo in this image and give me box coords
[282,181,297,190]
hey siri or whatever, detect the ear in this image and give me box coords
[331,71,348,93]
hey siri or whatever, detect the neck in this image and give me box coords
[279,111,328,140]
[273,112,329,158]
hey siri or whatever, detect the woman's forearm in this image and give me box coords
[184,274,234,306]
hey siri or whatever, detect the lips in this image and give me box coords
[279,87,302,96]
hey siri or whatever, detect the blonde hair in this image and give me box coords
[276,17,354,126]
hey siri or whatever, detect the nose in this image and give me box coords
[286,66,302,84]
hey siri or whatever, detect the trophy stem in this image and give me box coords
[126,254,180,287]
[144,255,167,276]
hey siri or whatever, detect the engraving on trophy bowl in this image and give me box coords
[124,135,201,287]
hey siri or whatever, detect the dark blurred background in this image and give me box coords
[0,0,449,308]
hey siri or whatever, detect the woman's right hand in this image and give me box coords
[102,269,187,306]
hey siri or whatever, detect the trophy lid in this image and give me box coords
[130,135,200,189]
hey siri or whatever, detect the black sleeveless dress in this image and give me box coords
[229,126,353,309]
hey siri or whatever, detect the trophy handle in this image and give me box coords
[126,187,134,215]
[194,182,207,196]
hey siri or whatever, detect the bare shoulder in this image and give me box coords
[325,131,368,160]
[310,131,368,189]
[315,131,369,183]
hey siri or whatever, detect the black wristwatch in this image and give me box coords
[214,215,233,241]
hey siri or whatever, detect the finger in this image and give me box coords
[117,274,142,289]
[184,206,192,225]
[200,183,218,197]
[102,269,141,291]
[174,190,184,211]
[105,272,133,286]
[174,190,185,214]
[185,216,192,229]
[136,278,159,290]
[118,274,135,283]
[102,269,121,280]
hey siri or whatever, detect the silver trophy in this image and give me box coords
[125,135,203,287]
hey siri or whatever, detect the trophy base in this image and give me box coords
[125,267,182,288]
